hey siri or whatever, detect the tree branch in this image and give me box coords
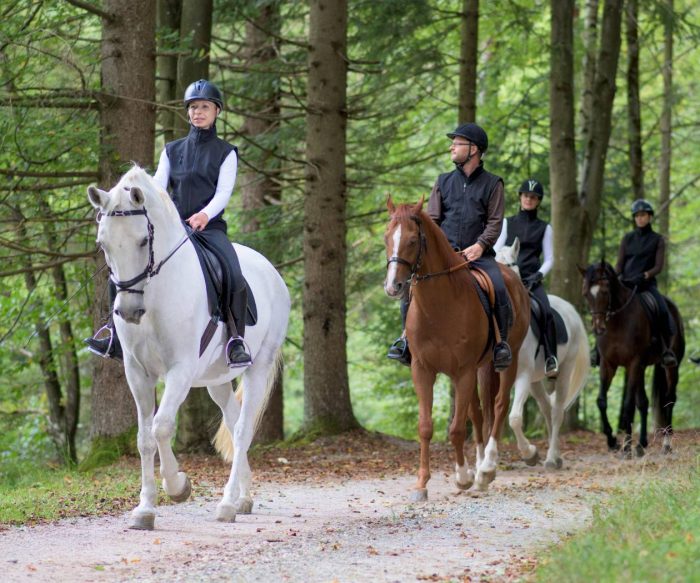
[64,0,115,21]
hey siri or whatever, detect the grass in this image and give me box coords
[534,462,700,583]
[0,458,143,526]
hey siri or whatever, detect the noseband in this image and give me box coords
[99,207,191,295]
[587,273,637,322]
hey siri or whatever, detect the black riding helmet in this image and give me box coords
[631,199,654,216]
[446,123,488,154]
[184,79,224,110]
[518,179,544,199]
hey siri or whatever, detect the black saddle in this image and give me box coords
[188,227,257,326]
[530,297,567,348]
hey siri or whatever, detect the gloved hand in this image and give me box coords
[523,271,543,289]
[631,273,646,286]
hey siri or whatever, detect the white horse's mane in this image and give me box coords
[113,165,180,223]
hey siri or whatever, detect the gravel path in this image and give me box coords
[2,431,693,582]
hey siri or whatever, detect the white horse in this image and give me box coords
[496,240,589,469]
[87,166,290,529]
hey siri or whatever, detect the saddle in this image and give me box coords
[529,297,568,356]
[187,227,258,355]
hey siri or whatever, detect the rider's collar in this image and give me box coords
[518,208,539,221]
[187,124,217,143]
[455,160,484,181]
[635,223,653,234]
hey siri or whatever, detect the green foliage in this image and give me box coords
[78,428,139,472]
[535,464,700,582]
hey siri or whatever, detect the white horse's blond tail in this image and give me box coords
[213,349,284,463]
[563,317,591,411]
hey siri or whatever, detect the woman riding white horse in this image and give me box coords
[495,240,590,469]
[88,166,290,529]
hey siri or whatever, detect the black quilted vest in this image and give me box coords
[435,163,503,255]
[165,125,237,233]
[620,224,662,284]
[505,209,548,278]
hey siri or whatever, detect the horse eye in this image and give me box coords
[139,237,148,248]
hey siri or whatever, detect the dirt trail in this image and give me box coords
[2,430,695,582]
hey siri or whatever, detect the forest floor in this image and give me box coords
[2,427,698,583]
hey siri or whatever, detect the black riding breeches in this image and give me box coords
[645,285,676,340]
[530,282,556,358]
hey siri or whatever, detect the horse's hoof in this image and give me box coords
[544,458,563,471]
[130,513,155,530]
[168,476,192,503]
[607,439,620,452]
[235,497,254,514]
[635,444,645,458]
[215,502,237,523]
[618,448,632,460]
[662,444,673,455]
[476,470,495,491]
[523,450,540,467]
[454,476,474,491]
[409,488,428,502]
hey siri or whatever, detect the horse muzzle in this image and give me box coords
[384,278,406,298]
[115,307,147,325]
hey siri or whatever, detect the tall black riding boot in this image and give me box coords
[84,281,123,361]
[543,314,559,378]
[226,286,252,368]
[493,303,512,372]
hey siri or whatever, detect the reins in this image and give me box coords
[99,207,194,295]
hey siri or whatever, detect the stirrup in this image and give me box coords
[493,341,512,372]
[86,324,115,358]
[545,356,559,378]
[226,336,252,368]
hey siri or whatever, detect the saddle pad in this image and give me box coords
[188,227,257,326]
[530,299,568,345]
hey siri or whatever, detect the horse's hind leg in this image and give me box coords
[451,371,477,491]
[635,378,649,457]
[543,380,565,469]
[208,381,253,517]
[124,367,159,530]
[217,353,276,521]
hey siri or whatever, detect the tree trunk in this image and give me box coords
[577,0,599,180]
[458,0,479,124]
[90,0,156,443]
[302,0,358,434]
[157,0,181,144]
[172,0,219,452]
[173,0,212,137]
[626,0,644,201]
[658,0,673,290]
[239,1,284,444]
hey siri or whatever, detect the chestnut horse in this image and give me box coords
[384,198,529,500]
[580,261,684,456]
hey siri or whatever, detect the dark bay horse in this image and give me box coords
[384,198,529,500]
[580,261,685,456]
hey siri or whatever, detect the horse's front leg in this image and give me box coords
[124,364,159,530]
[155,365,194,504]
[450,369,477,491]
[543,379,566,469]
[619,365,642,458]
[411,364,436,502]
[597,360,619,451]
[509,369,539,466]
[633,365,649,457]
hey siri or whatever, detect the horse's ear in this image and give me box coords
[386,195,396,214]
[576,264,587,276]
[413,195,425,213]
[512,237,520,258]
[130,186,145,206]
[87,185,108,210]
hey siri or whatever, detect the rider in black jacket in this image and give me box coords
[85,80,251,367]
[387,123,513,371]
[615,199,677,367]
[496,179,558,377]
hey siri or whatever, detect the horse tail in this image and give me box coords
[563,314,591,410]
[213,348,284,463]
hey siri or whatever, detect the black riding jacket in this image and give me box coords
[165,125,237,233]
[505,209,548,279]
